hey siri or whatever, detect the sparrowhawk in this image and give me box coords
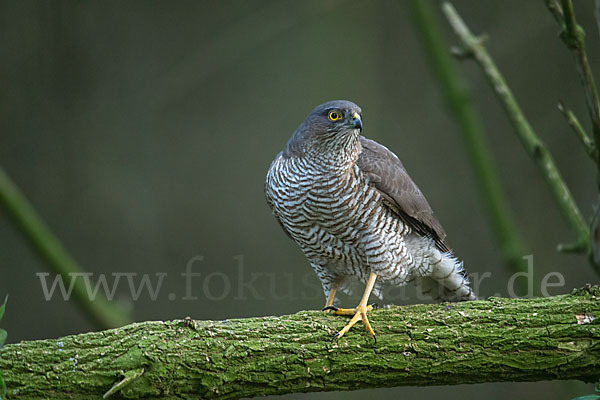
[265,100,476,341]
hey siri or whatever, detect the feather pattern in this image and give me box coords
[265,100,475,303]
[357,137,449,253]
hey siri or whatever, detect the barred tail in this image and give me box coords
[405,235,477,301]
[429,251,477,301]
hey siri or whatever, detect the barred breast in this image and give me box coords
[265,151,416,295]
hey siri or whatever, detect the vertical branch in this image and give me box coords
[545,0,600,270]
[596,0,600,41]
[0,167,131,329]
[546,0,600,156]
[406,0,531,281]
[441,3,592,265]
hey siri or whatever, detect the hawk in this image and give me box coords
[265,100,476,341]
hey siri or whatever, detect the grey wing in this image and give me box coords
[357,136,450,252]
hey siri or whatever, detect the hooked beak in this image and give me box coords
[352,112,362,131]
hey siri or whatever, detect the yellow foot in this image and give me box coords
[322,304,377,343]
[322,304,374,315]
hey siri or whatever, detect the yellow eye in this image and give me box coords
[328,110,342,121]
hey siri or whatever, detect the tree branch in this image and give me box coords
[0,167,131,329]
[545,0,600,273]
[1,288,599,399]
[406,0,531,284]
[442,2,591,260]
[557,101,595,160]
[596,0,600,42]
[545,0,600,161]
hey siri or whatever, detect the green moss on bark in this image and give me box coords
[1,288,599,399]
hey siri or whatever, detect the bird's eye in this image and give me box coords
[328,111,342,121]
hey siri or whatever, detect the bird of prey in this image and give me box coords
[265,100,476,341]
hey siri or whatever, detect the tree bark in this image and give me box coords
[1,287,599,399]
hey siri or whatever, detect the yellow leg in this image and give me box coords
[329,272,378,342]
[322,288,337,311]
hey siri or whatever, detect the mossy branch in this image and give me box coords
[0,167,131,329]
[441,2,591,261]
[1,288,600,399]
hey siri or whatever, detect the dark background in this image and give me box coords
[1,1,598,398]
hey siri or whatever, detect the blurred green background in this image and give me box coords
[1,0,598,398]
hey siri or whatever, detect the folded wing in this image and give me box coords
[357,137,449,252]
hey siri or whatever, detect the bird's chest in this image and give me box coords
[302,175,361,221]
[277,164,379,230]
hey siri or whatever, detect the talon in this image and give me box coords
[332,332,340,342]
[370,303,379,309]
[324,273,379,342]
[372,333,377,345]
[330,304,376,341]
[332,307,359,316]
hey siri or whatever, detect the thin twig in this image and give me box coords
[546,0,600,163]
[442,2,591,258]
[406,0,531,281]
[103,368,145,399]
[596,0,600,41]
[545,0,600,276]
[545,0,563,24]
[557,101,596,159]
[0,167,131,329]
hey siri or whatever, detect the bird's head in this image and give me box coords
[285,100,363,160]
[303,100,363,135]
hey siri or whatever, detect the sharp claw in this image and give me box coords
[370,303,379,309]
[372,333,377,345]
[332,332,340,342]
[322,306,339,312]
